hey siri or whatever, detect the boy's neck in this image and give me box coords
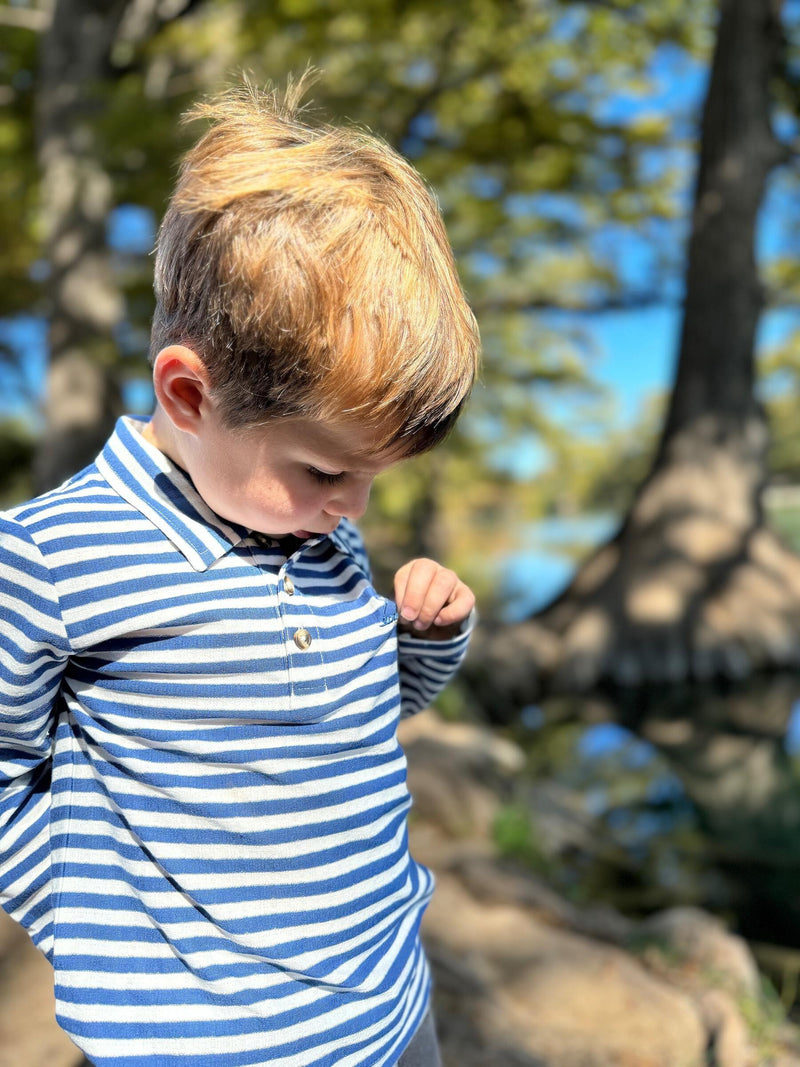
[141,407,183,469]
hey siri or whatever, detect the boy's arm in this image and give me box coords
[0,517,70,945]
[396,615,475,718]
[394,557,476,718]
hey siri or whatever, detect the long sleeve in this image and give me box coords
[397,613,475,717]
[0,516,70,951]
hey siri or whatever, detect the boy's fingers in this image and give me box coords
[393,563,414,613]
[394,559,475,635]
[394,559,432,617]
[417,571,461,629]
[399,564,459,629]
[433,586,475,627]
[395,560,446,616]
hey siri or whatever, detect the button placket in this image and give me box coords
[245,534,322,693]
[278,554,325,696]
[284,577,313,650]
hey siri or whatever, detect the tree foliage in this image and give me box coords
[0,0,713,499]
[4,0,800,578]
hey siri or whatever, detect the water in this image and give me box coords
[499,512,620,619]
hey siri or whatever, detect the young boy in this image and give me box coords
[0,82,479,1067]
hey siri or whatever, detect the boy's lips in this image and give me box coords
[290,522,339,539]
[294,521,340,537]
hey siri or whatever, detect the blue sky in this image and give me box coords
[585,304,800,428]
[584,309,678,423]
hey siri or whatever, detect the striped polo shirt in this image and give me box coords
[0,415,472,1067]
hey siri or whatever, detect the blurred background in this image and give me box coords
[4,0,800,1063]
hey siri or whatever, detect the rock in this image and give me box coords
[399,711,526,776]
[401,715,800,1067]
[399,711,525,841]
[403,736,502,839]
[697,989,750,1067]
[0,910,84,1067]
[447,851,635,944]
[423,872,708,1067]
[637,907,760,998]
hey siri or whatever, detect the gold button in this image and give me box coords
[283,576,295,595]
[293,628,312,650]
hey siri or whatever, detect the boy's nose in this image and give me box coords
[326,480,372,521]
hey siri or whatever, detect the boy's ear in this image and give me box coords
[152,346,212,434]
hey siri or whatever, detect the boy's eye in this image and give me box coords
[306,466,346,486]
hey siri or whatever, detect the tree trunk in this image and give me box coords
[470,0,796,721]
[33,0,133,493]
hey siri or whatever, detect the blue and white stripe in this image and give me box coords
[0,416,471,1066]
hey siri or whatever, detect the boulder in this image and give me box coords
[636,907,760,998]
[0,912,84,1067]
[399,712,800,1067]
[424,872,707,1067]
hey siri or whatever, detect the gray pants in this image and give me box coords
[396,1010,442,1067]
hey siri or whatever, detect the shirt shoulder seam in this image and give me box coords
[2,513,73,654]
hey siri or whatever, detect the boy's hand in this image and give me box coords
[394,558,475,641]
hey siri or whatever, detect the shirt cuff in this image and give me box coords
[397,607,477,651]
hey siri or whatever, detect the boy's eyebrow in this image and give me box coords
[315,451,398,474]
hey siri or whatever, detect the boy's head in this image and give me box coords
[150,78,480,458]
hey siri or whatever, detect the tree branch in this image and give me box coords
[473,291,671,315]
[115,0,203,51]
[0,4,51,31]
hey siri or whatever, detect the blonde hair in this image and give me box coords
[150,78,480,453]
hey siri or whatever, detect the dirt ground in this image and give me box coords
[0,910,85,1067]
